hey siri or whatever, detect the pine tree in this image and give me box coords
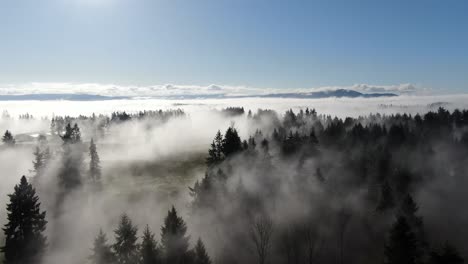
[1,176,47,264]
[194,238,212,264]
[58,123,83,191]
[161,206,190,264]
[140,225,160,264]
[399,194,427,255]
[90,229,115,264]
[32,137,51,180]
[207,130,224,166]
[89,138,102,183]
[384,216,420,264]
[2,130,15,146]
[113,214,139,264]
[32,146,45,178]
[222,126,242,157]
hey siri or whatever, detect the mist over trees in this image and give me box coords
[0,106,468,263]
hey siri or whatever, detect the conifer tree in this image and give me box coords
[58,123,83,191]
[161,206,190,264]
[90,229,115,264]
[113,214,139,264]
[2,130,15,146]
[207,130,224,166]
[222,126,242,157]
[89,138,102,183]
[399,194,427,255]
[140,225,160,264]
[32,146,45,178]
[32,136,51,180]
[384,216,420,264]
[1,176,47,264]
[194,238,212,264]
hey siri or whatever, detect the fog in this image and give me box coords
[0,96,467,263]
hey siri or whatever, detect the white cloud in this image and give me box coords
[0,82,426,98]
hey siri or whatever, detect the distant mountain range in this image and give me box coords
[0,89,397,101]
[258,89,397,99]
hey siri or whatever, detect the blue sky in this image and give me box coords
[0,0,467,92]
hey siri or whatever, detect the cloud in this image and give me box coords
[0,82,426,98]
[350,83,419,94]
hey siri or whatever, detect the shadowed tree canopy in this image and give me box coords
[207,130,224,166]
[113,214,139,264]
[161,206,190,264]
[140,225,160,264]
[90,229,115,264]
[194,238,212,264]
[2,130,15,146]
[57,123,83,191]
[1,176,47,264]
[89,138,102,183]
[385,216,420,264]
[222,126,242,157]
[429,242,464,264]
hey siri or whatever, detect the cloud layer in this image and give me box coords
[0,82,424,98]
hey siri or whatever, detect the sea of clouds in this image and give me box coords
[0,82,422,98]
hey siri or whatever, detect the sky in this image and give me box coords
[0,0,467,94]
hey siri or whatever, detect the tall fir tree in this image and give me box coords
[384,216,420,264]
[161,206,190,264]
[90,229,115,264]
[58,123,83,191]
[140,225,160,264]
[399,194,427,256]
[32,136,51,181]
[194,238,212,264]
[32,146,45,178]
[113,214,139,264]
[222,127,242,157]
[1,176,47,264]
[2,130,15,146]
[89,138,102,183]
[207,130,224,166]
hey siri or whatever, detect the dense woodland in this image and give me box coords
[1,107,468,264]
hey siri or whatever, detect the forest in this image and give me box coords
[0,106,467,264]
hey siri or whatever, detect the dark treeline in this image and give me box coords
[49,109,185,138]
[1,175,211,264]
[1,106,468,263]
[190,107,468,264]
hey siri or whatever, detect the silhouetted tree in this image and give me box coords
[90,229,115,264]
[161,206,190,264]
[140,225,160,264]
[1,176,47,264]
[113,214,139,264]
[2,130,15,146]
[57,123,83,191]
[222,126,242,157]
[32,147,45,178]
[384,216,420,264]
[89,138,102,183]
[429,242,464,264]
[194,238,211,264]
[399,194,427,255]
[207,130,224,166]
[250,216,273,264]
[61,123,81,144]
